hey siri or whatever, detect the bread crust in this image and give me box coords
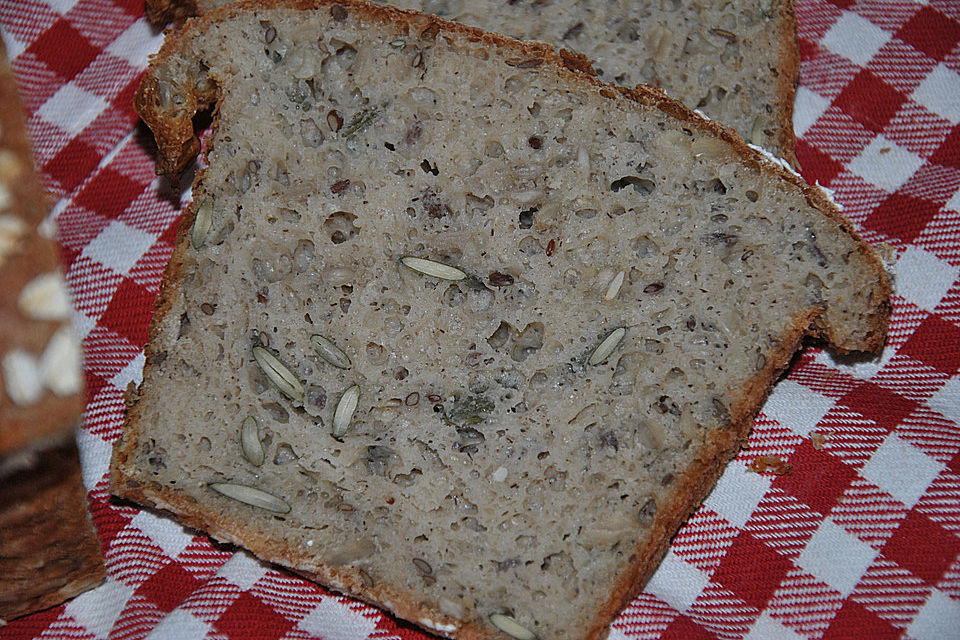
[772,0,800,168]
[0,39,105,619]
[117,2,891,638]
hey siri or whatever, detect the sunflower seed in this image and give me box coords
[209,482,290,513]
[400,256,467,281]
[240,415,264,466]
[489,613,537,640]
[588,327,627,366]
[252,346,304,401]
[310,334,352,369]
[603,270,625,300]
[191,196,213,249]
[332,384,360,438]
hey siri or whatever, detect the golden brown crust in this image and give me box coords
[1,438,106,620]
[117,2,891,638]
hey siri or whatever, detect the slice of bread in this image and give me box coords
[0,40,105,620]
[145,0,799,162]
[112,2,889,638]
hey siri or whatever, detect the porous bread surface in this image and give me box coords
[114,2,888,639]
[147,0,799,161]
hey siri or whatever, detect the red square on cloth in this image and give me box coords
[99,278,158,347]
[899,314,960,375]
[25,17,98,81]
[865,191,941,244]
[214,591,294,640]
[137,562,201,614]
[930,123,960,170]
[896,5,960,62]
[882,509,960,584]
[833,70,906,134]
[75,166,148,221]
[796,138,845,186]
[44,136,101,194]
[710,531,793,611]
[661,615,717,640]
[774,441,858,516]
[839,382,918,433]
[822,598,901,640]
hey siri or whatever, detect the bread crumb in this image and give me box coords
[747,455,792,475]
[810,432,826,450]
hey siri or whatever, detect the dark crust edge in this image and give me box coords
[773,0,800,168]
[117,1,892,638]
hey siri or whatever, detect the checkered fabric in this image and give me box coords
[0,0,958,637]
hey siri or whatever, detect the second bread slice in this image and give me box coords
[113,2,889,638]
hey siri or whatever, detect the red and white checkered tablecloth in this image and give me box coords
[1,0,959,638]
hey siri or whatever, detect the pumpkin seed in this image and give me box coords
[332,384,360,438]
[750,116,765,146]
[310,334,352,369]
[603,270,625,300]
[588,327,627,366]
[240,415,264,466]
[209,482,290,513]
[252,346,304,401]
[401,256,467,281]
[191,196,213,249]
[489,613,537,640]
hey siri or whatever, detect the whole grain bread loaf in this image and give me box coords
[0,40,104,621]
[144,0,799,162]
[112,2,889,638]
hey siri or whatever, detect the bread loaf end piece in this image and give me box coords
[116,2,890,639]
[0,39,105,620]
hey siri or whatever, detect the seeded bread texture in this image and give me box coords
[112,1,890,638]
[0,40,104,620]
[145,0,799,162]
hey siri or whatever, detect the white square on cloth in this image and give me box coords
[644,549,711,614]
[42,0,82,16]
[217,551,269,591]
[928,375,960,424]
[948,187,960,214]
[64,578,135,640]
[144,608,212,640]
[37,83,107,137]
[848,135,924,193]
[861,433,945,508]
[912,64,960,125]
[111,351,144,392]
[106,19,165,70]
[896,246,960,313]
[794,86,832,138]
[298,596,379,640]
[821,12,891,67]
[743,611,806,640]
[81,219,157,275]
[76,426,113,490]
[705,460,772,529]
[760,380,835,437]
[908,588,960,640]
[796,518,878,598]
[131,510,194,559]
